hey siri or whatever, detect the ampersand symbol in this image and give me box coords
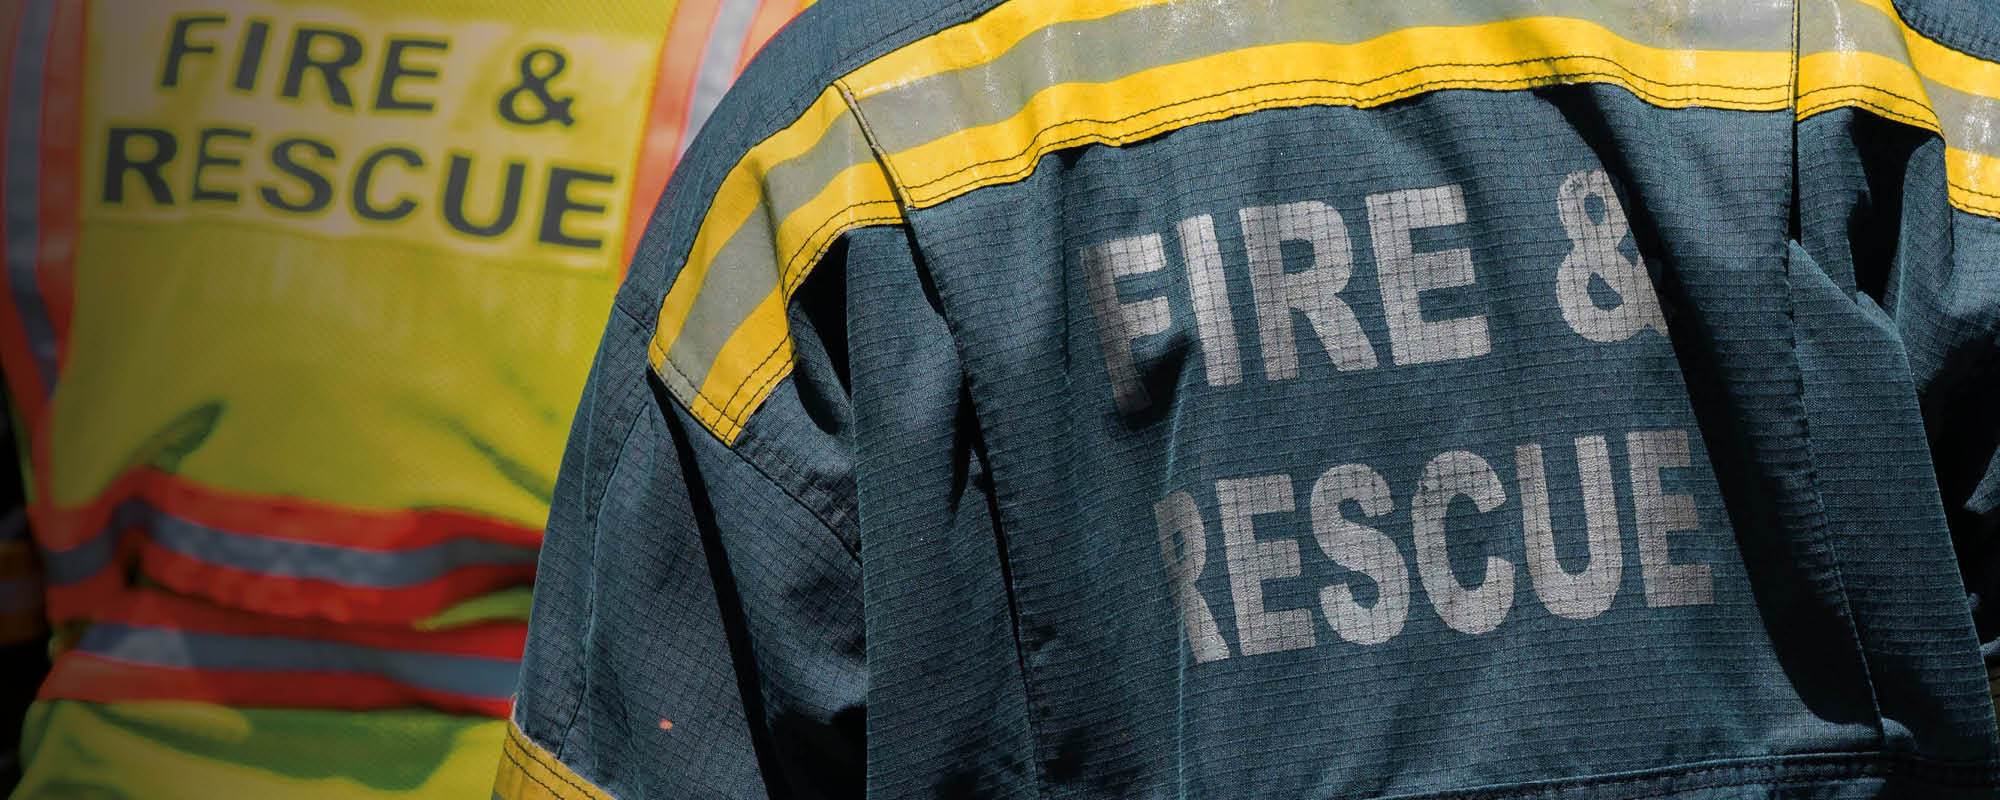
[498,48,575,127]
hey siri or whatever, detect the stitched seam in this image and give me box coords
[836,77,916,207]
[710,211,905,422]
[841,72,1056,800]
[651,325,864,556]
[1882,0,2000,70]
[503,743,593,800]
[1354,752,2000,800]
[651,212,903,433]
[1798,94,1935,127]
[637,0,1001,428]
[505,726,611,800]
[1794,96,2000,212]
[900,70,1783,205]
[711,213,898,422]
[1785,0,1887,748]
[649,204,902,435]
[1797,83,1939,125]
[548,360,648,763]
[897,55,1790,201]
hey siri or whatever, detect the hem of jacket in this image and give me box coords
[1361,751,2000,800]
[494,721,614,800]
[493,723,2000,800]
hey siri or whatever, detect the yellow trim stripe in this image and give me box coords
[854,15,1791,208]
[647,86,902,443]
[1798,0,2000,216]
[656,0,2000,441]
[495,722,616,800]
[684,158,900,437]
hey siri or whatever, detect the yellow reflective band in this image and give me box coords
[651,87,855,369]
[1796,50,1938,129]
[865,17,1791,208]
[494,722,614,800]
[1947,147,2000,218]
[1797,0,2000,217]
[646,88,900,443]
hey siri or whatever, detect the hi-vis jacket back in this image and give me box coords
[500,0,2000,798]
[0,3,806,796]
[1,0,808,720]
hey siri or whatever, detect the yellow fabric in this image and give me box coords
[646,87,900,443]
[1796,0,2000,216]
[852,18,1791,207]
[647,7,1798,444]
[492,721,613,800]
[12,700,503,800]
[60,0,676,520]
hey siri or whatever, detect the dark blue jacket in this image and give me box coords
[499,1,2000,797]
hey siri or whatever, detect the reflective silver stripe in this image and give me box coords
[666,109,879,385]
[679,0,764,159]
[75,624,521,698]
[40,499,539,589]
[854,0,1794,154]
[1802,0,2000,158]
[5,0,57,393]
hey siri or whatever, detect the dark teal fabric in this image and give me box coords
[511,0,2000,797]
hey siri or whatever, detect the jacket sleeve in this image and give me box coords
[495,220,889,799]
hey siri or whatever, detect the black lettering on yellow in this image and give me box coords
[192,126,251,204]
[374,38,447,112]
[160,15,226,89]
[103,127,178,205]
[539,167,613,249]
[441,154,523,237]
[233,19,271,92]
[280,27,363,109]
[352,146,423,222]
[259,137,335,213]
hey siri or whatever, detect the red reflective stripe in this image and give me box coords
[43,541,128,621]
[42,653,512,717]
[37,467,542,552]
[139,542,533,625]
[622,0,727,266]
[732,0,799,74]
[34,0,79,357]
[92,588,526,658]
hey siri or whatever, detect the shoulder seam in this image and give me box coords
[625,292,858,557]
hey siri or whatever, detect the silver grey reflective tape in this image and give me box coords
[1412,450,1513,636]
[1217,474,1315,657]
[1155,490,1231,663]
[665,195,778,399]
[1799,0,1907,69]
[665,112,879,391]
[1803,0,2000,158]
[1627,429,1714,608]
[1309,463,1408,646]
[680,0,763,159]
[855,0,1793,154]
[1928,78,2000,158]
[6,0,56,393]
